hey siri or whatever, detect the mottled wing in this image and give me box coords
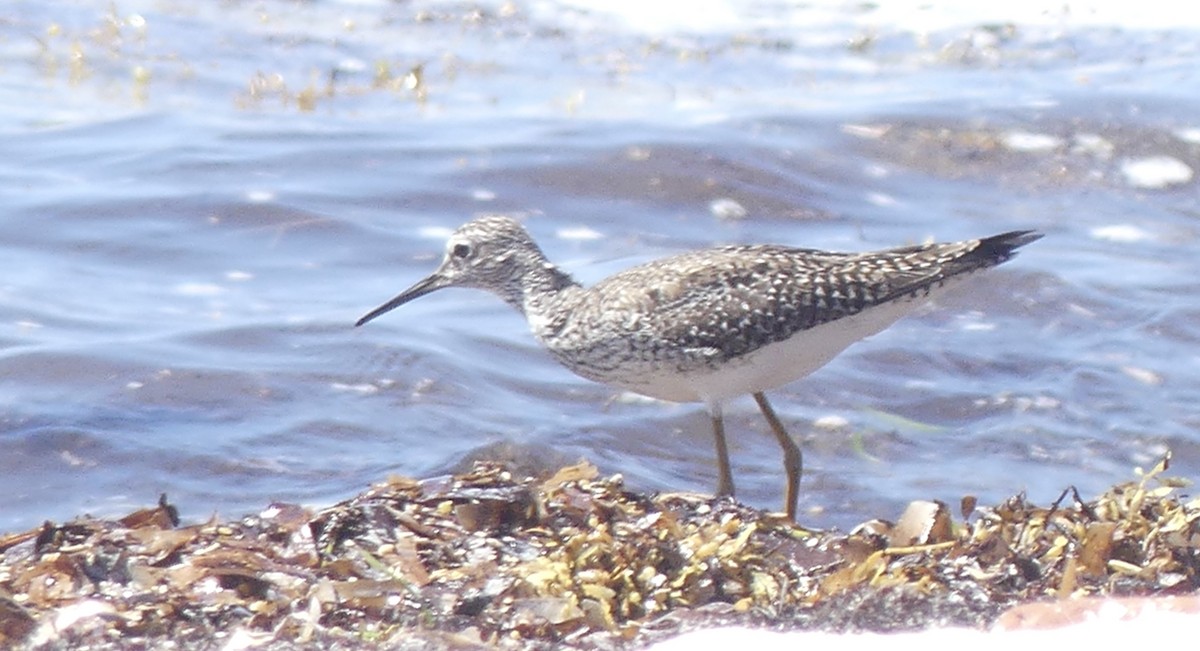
[585,231,1039,364]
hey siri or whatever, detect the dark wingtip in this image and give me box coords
[980,229,1043,259]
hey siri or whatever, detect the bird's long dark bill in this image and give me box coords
[355,273,445,327]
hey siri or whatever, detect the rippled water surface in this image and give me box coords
[3,0,1199,531]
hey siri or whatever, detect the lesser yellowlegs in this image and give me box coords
[357,216,1041,520]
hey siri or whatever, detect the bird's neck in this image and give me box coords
[509,261,582,334]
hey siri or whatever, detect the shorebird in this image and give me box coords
[356,216,1041,520]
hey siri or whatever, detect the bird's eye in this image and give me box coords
[451,243,472,259]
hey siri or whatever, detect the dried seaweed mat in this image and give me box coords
[1,456,1197,650]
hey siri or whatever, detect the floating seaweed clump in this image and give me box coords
[0,456,1196,650]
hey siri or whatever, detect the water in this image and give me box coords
[2,0,1198,531]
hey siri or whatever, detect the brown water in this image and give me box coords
[2,0,1198,531]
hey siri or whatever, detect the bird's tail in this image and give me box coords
[976,230,1044,264]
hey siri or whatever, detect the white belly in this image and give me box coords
[610,291,935,404]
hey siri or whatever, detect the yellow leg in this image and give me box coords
[711,412,735,497]
[752,392,802,521]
